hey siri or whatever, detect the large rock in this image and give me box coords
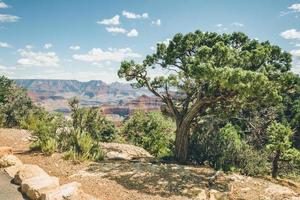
[14,164,48,185]
[0,154,22,168]
[100,142,153,160]
[21,175,59,200]
[40,182,81,200]
[4,164,24,178]
[0,146,13,158]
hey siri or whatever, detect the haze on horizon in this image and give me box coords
[0,0,300,83]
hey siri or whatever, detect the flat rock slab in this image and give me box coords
[0,170,26,200]
[14,164,49,185]
[21,175,60,200]
[40,182,81,200]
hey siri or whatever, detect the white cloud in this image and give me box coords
[0,1,8,9]
[158,38,171,47]
[106,26,127,34]
[43,43,52,49]
[289,4,300,12]
[0,42,11,48]
[231,22,244,27]
[69,45,80,51]
[0,64,7,70]
[25,45,33,49]
[0,14,20,23]
[17,49,60,67]
[73,48,141,63]
[216,24,223,28]
[296,44,300,47]
[152,19,161,26]
[122,11,148,19]
[97,15,120,25]
[280,29,300,40]
[150,46,156,51]
[291,49,300,57]
[127,29,138,37]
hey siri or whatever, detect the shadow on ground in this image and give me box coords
[85,160,230,198]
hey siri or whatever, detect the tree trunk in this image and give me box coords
[272,150,281,179]
[174,122,190,163]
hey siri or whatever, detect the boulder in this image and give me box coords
[40,182,81,200]
[14,164,48,185]
[0,154,22,168]
[0,146,13,158]
[21,175,59,200]
[100,142,153,160]
[4,164,24,178]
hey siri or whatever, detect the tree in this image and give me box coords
[266,122,299,178]
[0,78,33,128]
[118,31,288,162]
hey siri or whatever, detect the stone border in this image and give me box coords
[0,146,98,200]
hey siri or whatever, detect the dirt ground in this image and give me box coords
[1,128,300,200]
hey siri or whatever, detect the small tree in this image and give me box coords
[118,31,287,162]
[266,122,300,178]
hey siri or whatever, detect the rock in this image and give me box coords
[265,183,297,197]
[40,182,81,200]
[14,164,48,185]
[100,142,153,160]
[0,146,13,158]
[195,189,208,200]
[0,154,22,168]
[21,175,60,200]
[4,164,24,178]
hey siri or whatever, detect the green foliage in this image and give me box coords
[190,123,268,175]
[0,76,34,128]
[63,129,105,162]
[266,122,300,178]
[118,30,287,161]
[68,97,117,142]
[121,111,175,158]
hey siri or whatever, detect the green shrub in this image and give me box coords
[63,129,105,162]
[41,137,58,155]
[68,97,117,142]
[190,123,268,175]
[121,111,175,158]
[0,77,34,128]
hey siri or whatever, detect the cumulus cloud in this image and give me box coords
[69,45,80,51]
[127,29,138,37]
[0,1,8,9]
[0,14,20,23]
[25,45,33,49]
[97,15,120,25]
[105,26,126,34]
[73,48,141,63]
[291,49,300,57]
[231,22,244,27]
[43,43,52,49]
[0,42,11,48]
[17,49,59,67]
[152,19,161,26]
[289,4,300,12]
[281,29,300,40]
[122,11,148,19]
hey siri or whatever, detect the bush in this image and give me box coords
[190,123,268,175]
[121,111,175,158]
[0,77,34,128]
[69,97,117,142]
[63,129,105,162]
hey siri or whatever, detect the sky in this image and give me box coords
[0,0,300,83]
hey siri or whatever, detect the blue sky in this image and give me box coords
[0,0,300,83]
